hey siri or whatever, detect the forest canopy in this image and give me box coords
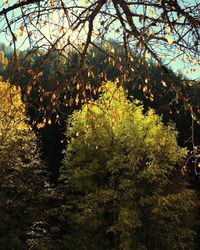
[0,1,200,249]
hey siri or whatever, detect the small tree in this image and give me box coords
[61,82,197,250]
[0,79,47,249]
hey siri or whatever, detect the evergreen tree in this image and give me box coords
[60,82,197,250]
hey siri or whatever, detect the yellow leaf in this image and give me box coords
[151,8,155,18]
[111,48,115,53]
[76,83,80,90]
[165,26,171,35]
[144,52,148,59]
[143,86,148,93]
[52,93,56,100]
[38,71,43,77]
[167,37,173,45]
[149,93,154,102]
[161,80,167,87]
[75,94,79,105]
[60,27,64,33]
[19,30,24,36]
[37,123,45,129]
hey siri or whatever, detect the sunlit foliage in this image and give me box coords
[0,79,47,249]
[60,81,197,249]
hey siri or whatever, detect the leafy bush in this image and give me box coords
[61,82,197,250]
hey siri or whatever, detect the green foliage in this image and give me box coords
[61,81,197,250]
[0,79,47,249]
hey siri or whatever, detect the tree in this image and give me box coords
[1,41,199,182]
[0,78,48,249]
[0,1,199,120]
[0,0,199,68]
[60,82,197,249]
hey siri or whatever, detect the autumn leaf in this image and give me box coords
[52,93,56,100]
[111,48,115,53]
[161,80,167,87]
[48,119,52,125]
[165,26,171,35]
[50,0,54,8]
[76,83,80,90]
[19,31,24,36]
[75,94,79,105]
[166,37,174,45]
[151,8,155,18]
[143,86,148,93]
[20,25,24,31]
[36,123,45,129]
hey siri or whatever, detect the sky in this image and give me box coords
[0,0,199,80]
